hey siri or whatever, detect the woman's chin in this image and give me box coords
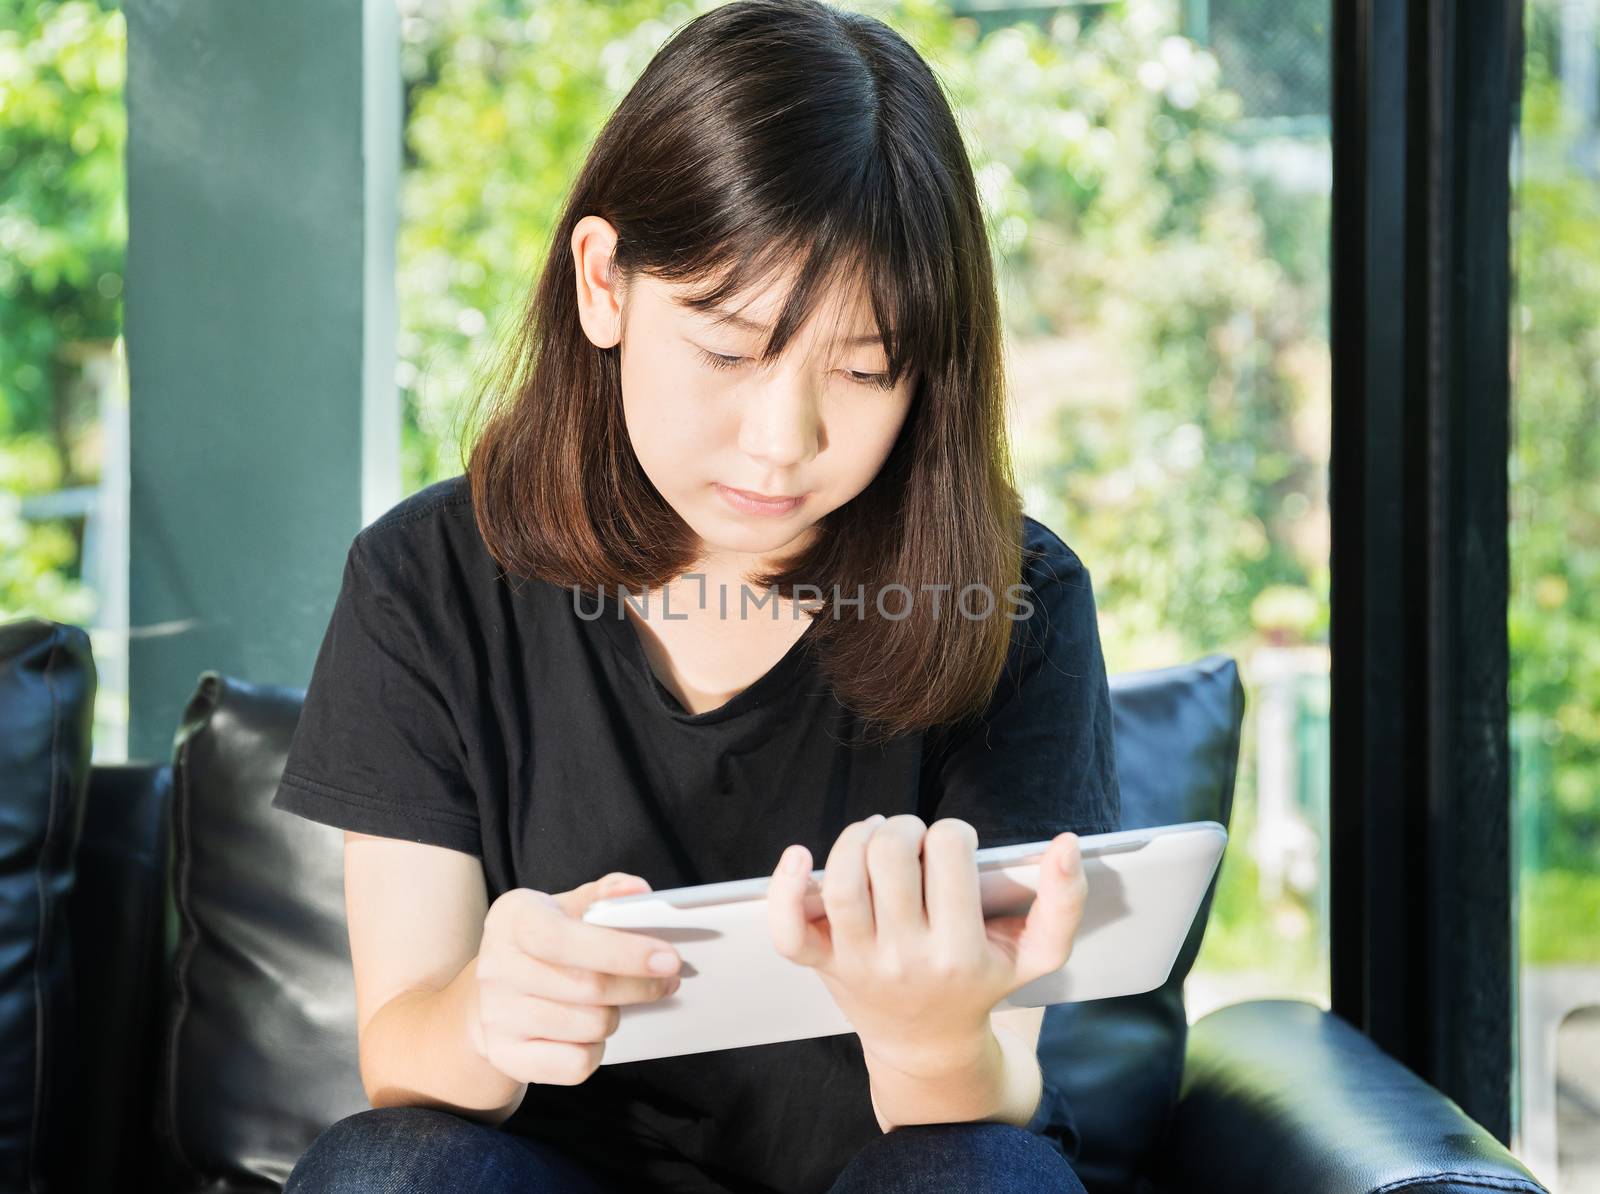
[685,501,823,559]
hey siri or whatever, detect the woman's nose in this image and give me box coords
[737,375,822,468]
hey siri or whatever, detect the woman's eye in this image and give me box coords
[844,370,895,391]
[696,347,893,391]
[698,348,747,371]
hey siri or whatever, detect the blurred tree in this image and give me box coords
[1511,7,1600,947]
[1201,0,1329,119]
[0,0,122,623]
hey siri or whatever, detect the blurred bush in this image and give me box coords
[0,0,123,624]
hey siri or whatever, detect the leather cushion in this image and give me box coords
[65,761,175,1192]
[1161,999,1549,1194]
[0,619,95,1191]
[158,672,367,1188]
[1038,653,1244,1194]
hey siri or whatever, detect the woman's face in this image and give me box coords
[572,216,916,573]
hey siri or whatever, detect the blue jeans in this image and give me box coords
[282,1104,1091,1193]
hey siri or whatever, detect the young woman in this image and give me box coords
[272,0,1121,1190]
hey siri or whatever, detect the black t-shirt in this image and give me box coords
[271,472,1121,1194]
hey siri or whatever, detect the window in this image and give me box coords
[1511,2,1600,1184]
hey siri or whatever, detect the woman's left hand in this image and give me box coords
[766,813,1089,1077]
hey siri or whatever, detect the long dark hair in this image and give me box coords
[461,0,1027,745]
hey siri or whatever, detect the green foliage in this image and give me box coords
[1520,868,1600,965]
[922,2,1332,669]
[0,434,95,624]
[1197,800,1326,988]
[0,0,124,438]
[0,0,122,624]
[1509,24,1600,962]
[395,0,696,484]
[1203,0,1328,120]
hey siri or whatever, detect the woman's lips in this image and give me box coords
[715,483,806,516]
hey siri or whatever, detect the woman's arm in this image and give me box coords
[344,830,527,1125]
[863,1007,1044,1133]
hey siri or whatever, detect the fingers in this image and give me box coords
[767,842,831,967]
[474,875,679,1088]
[505,888,681,982]
[1013,834,1089,984]
[481,936,682,1007]
[554,872,650,919]
[480,966,680,1050]
[819,816,884,954]
[921,818,983,953]
[478,1035,606,1087]
[479,984,623,1046]
[863,816,931,956]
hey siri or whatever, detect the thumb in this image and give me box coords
[987,835,1088,982]
[553,871,652,919]
[1014,834,1088,983]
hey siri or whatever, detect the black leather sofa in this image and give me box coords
[0,616,1550,1193]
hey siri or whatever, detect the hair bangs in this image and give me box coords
[650,160,952,392]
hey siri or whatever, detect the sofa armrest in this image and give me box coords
[1156,999,1547,1194]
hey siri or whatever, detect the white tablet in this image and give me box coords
[582,819,1227,1065]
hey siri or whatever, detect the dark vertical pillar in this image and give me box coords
[1329,0,1523,1142]
[123,0,400,761]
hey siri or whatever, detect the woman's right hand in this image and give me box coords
[468,872,681,1086]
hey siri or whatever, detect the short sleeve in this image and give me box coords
[919,537,1122,847]
[270,534,482,856]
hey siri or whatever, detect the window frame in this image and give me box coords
[1328,0,1523,1142]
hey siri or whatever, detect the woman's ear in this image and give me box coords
[571,214,625,350]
